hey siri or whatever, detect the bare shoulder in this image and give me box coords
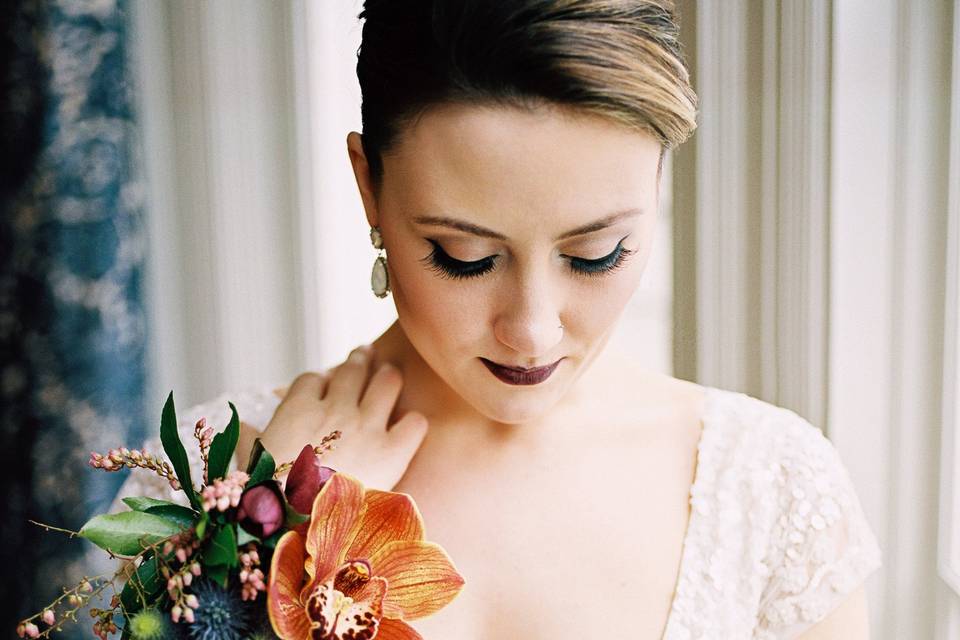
[584,353,706,452]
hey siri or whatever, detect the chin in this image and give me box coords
[465,385,563,426]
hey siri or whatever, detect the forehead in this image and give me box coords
[380,103,661,230]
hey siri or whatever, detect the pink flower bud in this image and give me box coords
[16,623,25,637]
[171,606,182,624]
[185,594,199,609]
[41,610,55,625]
[183,607,195,624]
[248,549,259,564]
[190,562,202,577]
[239,569,249,582]
[24,623,39,639]
[237,482,285,539]
[216,495,230,512]
[176,547,187,563]
[79,580,93,593]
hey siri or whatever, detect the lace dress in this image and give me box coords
[111,384,883,640]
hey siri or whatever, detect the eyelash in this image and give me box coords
[419,237,635,281]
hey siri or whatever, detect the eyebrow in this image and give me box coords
[411,208,644,242]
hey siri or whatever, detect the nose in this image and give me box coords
[492,276,564,360]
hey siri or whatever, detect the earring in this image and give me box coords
[370,226,390,298]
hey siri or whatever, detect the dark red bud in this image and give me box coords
[284,444,336,517]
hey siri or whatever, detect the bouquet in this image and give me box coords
[16,393,464,640]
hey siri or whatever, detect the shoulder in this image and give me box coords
[701,387,883,637]
[177,385,285,433]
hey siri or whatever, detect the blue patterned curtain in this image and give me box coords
[0,0,148,636]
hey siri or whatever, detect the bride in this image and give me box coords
[116,1,882,638]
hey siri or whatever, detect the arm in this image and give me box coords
[794,586,870,640]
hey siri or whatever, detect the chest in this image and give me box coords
[391,419,701,639]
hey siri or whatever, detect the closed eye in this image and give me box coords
[420,236,634,280]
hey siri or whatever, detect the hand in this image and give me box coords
[255,344,429,491]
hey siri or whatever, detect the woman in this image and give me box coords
[116,1,882,638]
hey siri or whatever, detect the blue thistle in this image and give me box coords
[186,579,253,640]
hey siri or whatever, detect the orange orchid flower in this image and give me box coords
[268,472,465,640]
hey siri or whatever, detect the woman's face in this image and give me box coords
[348,103,662,426]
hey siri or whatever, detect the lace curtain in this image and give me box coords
[0,0,147,636]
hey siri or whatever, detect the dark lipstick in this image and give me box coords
[480,357,562,385]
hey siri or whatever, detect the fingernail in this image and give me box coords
[349,348,367,364]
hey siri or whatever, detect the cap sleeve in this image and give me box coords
[754,416,883,640]
[108,386,281,514]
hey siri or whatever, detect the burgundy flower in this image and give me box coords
[284,445,335,521]
[237,482,285,539]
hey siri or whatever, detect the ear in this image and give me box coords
[346,131,380,229]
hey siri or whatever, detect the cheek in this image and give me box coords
[565,268,643,339]
[387,244,487,349]
[564,233,651,335]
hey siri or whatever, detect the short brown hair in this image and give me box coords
[356,0,698,192]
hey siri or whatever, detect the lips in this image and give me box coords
[480,357,562,386]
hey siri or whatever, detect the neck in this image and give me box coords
[367,319,617,447]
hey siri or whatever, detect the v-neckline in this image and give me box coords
[659,383,724,640]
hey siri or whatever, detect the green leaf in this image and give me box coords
[143,504,197,531]
[120,555,162,614]
[284,501,310,527]
[160,392,199,509]
[236,527,259,546]
[195,512,210,539]
[207,402,241,482]
[122,496,180,512]
[260,529,283,549]
[246,438,276,486]
[203,524,238,568]
[205,563,229,588]
[79,512,186,556]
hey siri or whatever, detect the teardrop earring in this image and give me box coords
[370,226,390,298]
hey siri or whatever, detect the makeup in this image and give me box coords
[480,357,562,385]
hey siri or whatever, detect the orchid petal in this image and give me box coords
[345,489,425,561]
[368,540,465,620]
[374,617,424,640]
[267,531,311,640]
[304,473,366,582]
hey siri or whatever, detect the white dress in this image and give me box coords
[111,384,883,640]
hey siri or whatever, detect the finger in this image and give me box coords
[358,363,403,419]
[385,410,429,454]
[325,345,374,406]
[283,371,328,405]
